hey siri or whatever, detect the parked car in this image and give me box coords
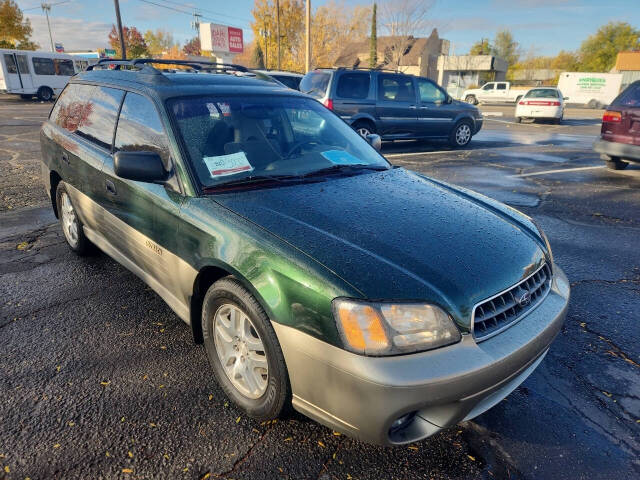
[515,87,565,124]
[462,81,527,105]
[41,58,568,446]
[557,72,623,108]
[255,69,303,90]
[299,68,483,147]
[0,48,83,101]
[594,80,640,170]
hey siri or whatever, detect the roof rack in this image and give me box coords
[336,66,400,73]
[86,58,250,74]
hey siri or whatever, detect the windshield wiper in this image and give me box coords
[301,164,389,178]
[202,174,301,192]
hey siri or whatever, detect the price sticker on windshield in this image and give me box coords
[321,150,362,165]
[204,152,254,178]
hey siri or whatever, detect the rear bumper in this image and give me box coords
[516,106,563,118]
[274,264,569,445]
[594,139,640,163]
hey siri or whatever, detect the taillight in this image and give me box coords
[602,111,621,123]
[550,101,560,106]
[518,101,525,105]
[323,98,333,110]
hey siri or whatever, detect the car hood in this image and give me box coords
[213,168,546,329]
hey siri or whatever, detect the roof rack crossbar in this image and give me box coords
[87,58,250,74]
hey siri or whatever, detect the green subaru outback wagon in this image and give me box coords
[40,59,569,445]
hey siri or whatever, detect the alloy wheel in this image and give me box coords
[213,304,269,399]
[455,124,472,145]
[356,127,371,138]
[60,192,79,247]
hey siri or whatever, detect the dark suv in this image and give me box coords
[300,68,483,147]
[594,80,640,170]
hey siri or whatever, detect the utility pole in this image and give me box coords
[305,0,310,72]
[113,0,126,59]
[40,3,54,52]
[276,0,280,70]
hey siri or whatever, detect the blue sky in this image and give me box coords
[16,0,640,56]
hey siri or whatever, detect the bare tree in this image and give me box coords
[379,0,435,71]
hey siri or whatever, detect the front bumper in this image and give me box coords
[273,264,569,445]
[594,139,640,163]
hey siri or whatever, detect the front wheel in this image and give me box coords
[37,86,53,102]
[352,121,375,139]
[202,277,290,421]
[56,182,93,255]
[465,95,477,105]
[449,120,473,147]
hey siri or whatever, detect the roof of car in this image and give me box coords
[72,60,300,99]
[256,70,303,77]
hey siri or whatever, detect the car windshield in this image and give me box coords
[168,95,389,189]
[525,89,559,98]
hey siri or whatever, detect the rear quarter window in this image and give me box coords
[300,71,331,98]
[614,83,640,107]
[336,73,370,99]
[50,83,124,149]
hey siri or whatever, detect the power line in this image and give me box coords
[136,0,249,29]
[153,0,251,23]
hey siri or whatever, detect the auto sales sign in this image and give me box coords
[200,23,244,53]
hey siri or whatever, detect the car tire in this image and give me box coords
[515,116,522,123]
[604,157,629,170]
[352,121,376,139]
[465,95,477,105]
[37,86,53,102]
[449,120,473,148]
[202,277,290,421]
[55,181,93,255]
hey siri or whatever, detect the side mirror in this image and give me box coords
[446,95,453,104]
[114,151,167,183]
[563,97,569,101]
[366,133,382,152]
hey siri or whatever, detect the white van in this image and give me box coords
[0,49,85,101]
[557,72,624,108]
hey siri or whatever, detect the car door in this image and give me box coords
[46,83,124,234]
[478,82,495,102]
[100,91,185,301]
[14,53,34,92]
[2,53,24,92]
[416,77,453,137]
[495,82,508,101]
[375,73,418,138]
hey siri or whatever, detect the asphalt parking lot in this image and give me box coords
[1,96,639,480]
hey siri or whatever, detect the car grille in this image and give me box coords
[472,263,552,341]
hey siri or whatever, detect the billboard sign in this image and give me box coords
[200,23,244,54]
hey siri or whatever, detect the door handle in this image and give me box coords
[105,180,117,196]
[61,152,69,164]
[409,105,417,109]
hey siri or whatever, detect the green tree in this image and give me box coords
[144,29,176,57]
[579,21,640,72]
[470,38,491,55]
[369,3,377,68]
[108,25,149,58]
[0,0,36,49]
[252,42,265,68]
[492,29,520,65]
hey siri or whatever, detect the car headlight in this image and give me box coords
[530,218,554,264]
[332,299,461,356]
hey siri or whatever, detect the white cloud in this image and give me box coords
[25,14,112,51]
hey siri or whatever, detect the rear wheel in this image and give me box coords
[603,156,629,170]
[352,120,375,139]
[37,86,53,102]
[202,277,290,421]
[465,95,477,105]
[449,120,473,147]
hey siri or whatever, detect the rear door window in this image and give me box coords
[3,54,17,74]
[115,92,171,169]
[299,71,331,98]
[417,78,446,103]
[496,83,507,90]
[50,83,124,149]
[32,57,55,75]
[378,75,416,103]
[16,55,30,74]
[336,73,371,99]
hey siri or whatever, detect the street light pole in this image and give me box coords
[305,0,310,72]
[276,0,280,70]
[41,3,54,52]
[113,0,127,59]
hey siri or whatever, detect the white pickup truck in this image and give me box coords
[462,82,528,105]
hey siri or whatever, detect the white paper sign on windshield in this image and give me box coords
[203,152,254,178]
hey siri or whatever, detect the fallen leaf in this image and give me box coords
[106,451,111,457]
[4,466,9,473]
[53,444,60,449]
[183,467,189,472]
[236,416,241,423]
[284,437,292,442]
[201,473,211,480]
[128,451,133,458]
[408,446,418,451]
[68,421,75,427]
[602,391,612,397]
[16,241,29,250]
[467,455,476,461]
[122,468,133,474]
[100,381,110,386]
[150,423,157,427]
[318,441,325,448]
[160,346,167,350]
[121,417,125,422]
[580,322,586,328]
[208,394,213,401]
[224,401,229,407]
[56,366,61,372]
[332,431,341,436]
[164,454,170,459]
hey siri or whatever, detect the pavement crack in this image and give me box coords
[211,422,275,478]
[577,322,640,368]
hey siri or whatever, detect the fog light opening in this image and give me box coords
[389,411,417,435]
